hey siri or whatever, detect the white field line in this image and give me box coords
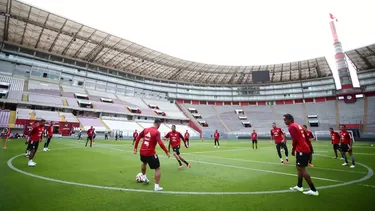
[96,145,342,182]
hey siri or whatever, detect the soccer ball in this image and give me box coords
[136,173,143,183]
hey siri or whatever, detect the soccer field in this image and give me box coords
[1,139,374,211]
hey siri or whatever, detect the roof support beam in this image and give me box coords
[354,49,372,69]
[2,0,12,42]
[95,39,122,62]
[48,19,68,52]
[73,29,96,58]
[34,13,50,48]
[20,6,32,45]
[86,34,111,62]
[61,25,84,55]
[315,59,322,77]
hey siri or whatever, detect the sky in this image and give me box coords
[22,0,375,88]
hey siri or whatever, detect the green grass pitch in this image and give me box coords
[1,138,374,211]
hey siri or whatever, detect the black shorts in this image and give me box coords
[252,140,257,144]
[333,144,340,150]
[214,139,219,142]
[340,144,350,152]
[276,142,287,149]
[309,146,314,154]
[140,154,160,169]
[296,152,310,167]
[172,146,181,155]
[185,138,189,142]
[87,136,93,139]
[29,141,40,151]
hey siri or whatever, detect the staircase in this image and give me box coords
[58,85,64,96]
[62,99,68,106]
[22,93,28,102]
[335,100,340,129]
[175,103,202,133]
[74,116,85,130]
[59,112,66,122]
[98,118,111,131]
[135,121,144,129]
[301,103,309,126]
[8,111,16,128]
[363,96,369,132]
[212,106,231,132]
[23,79,29,91]
[30,111,36,120]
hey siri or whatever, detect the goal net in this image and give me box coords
[314,130,355,142]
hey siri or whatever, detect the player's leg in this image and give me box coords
[308,147,314,167]
[90,137,93,147]
[341,145,349,166]
[173,150,183,168]
[149,155,162,191]
[3,136,8,149]
[132,138,135,145]
[176,147,190,168]
[28,142,39,167]
[85,137,89,147]
[252,140,254,149]
[348,149,355,168]
[255,140,258,149]
[217,139,220,148]
[282,142,289,161]
[276,143,284,164]
[214,139,217,148]
[333,144,338,158]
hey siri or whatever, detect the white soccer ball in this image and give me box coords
[136,173,143,183]
[371,144,374,147]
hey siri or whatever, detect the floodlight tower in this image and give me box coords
[329,14,361,103]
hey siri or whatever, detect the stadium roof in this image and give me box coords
[1,0,369,85]
[345,44,375,72]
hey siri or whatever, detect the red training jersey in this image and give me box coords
[29,125,45,142]
[133,131,139,138]
[305,130,314,147]
[214,132,220,140]
[165,131,185,148]
[340,130,352,145]
[251,132,257,140]
[330,131,340,145]
[184,132,190,139]
[134,126,168,156]
[270,128,285,143]
[87,128,94,137]
[47,125,53,137]
[288,123,311,153]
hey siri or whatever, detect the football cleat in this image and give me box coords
[309,163,314,167]
[154,187,163,191]
[350,165,355,168]
[290,186,303,192]
[28,161,36,167]
[281,161,284,165]
[187,163,191,168]
[43,148,47,152]
[178,165,183,169]
[342,163,348,166]
[303,190,319,196]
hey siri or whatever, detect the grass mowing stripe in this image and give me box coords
[190,154,367,174]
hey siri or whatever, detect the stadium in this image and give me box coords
[1,0,375,210]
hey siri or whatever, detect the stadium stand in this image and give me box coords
[34,110,61,122]
[0,75,24,101]
[77,117,107,132]
[305,101,337,130]
[215,106,245,131]
[59,112,79,123]
[143,99,186,118]
[16,108,32,120]
[365,97,375,132]
[338,99,364,125]
[28,80,61,96]
[0,110,10,128]
[62,86,86,98]
[28,93,63,105]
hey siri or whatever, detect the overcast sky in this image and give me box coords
[22,0,374,87]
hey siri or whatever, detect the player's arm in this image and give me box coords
[270,130,274,141]
[133,130,144,154]
[281,130,286,142]
[179,133,188,148]
[156,132,170,157]
[310,132,315,141]
[288,127,299,156]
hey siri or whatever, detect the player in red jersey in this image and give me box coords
[329,128,341,159]
[184,130,190,146]
[134,119,170,191]
[27,119,46,167]
[85,126,94,147]
[340,125,355,168]
[284,114,318,196]
[43,122,54,151]
[165,125,190,169]
[270,123,289,164]
[132,129,139,145]
[214,130,220,148]
[2,127,11,149]
[302,125,315,167]
[251,130,258,150]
